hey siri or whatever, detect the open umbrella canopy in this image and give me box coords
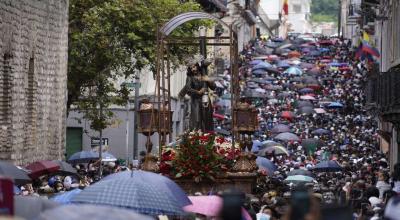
[252,61,272,70]
[51,189,82,204]
[313,160,342,172]
[101,170,191,207]
[279,111,295,120]
[260,141,283,150]
[270,124,291,133]
[300,95,316,100]
[252,69,267,77]
[312,128,330,135]
[72,177,183,215]
[284,175,315,183]
[183,196,252,220]
[290,77,302,82]
[0,162,31,186]
[296,100,314,108]
[287,169,314,177]
[307,67,321,75]
[275,132,300,142]
[299,62,315,69]
[301,138,323,153]
[288,51,301,58]
[258,145,290,156]
[52,160,77,176]
[284,67,303,76]
[68,151,99,163]
[250,59,263,65]
[37,204,153,220]
[298,106,316,115]
[277,60,290,68]
[26,161,60,179]
[327,102,344,109]
[299,88,314,94]
[256,157,278,174]
[314,108,326,114]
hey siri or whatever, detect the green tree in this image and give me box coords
[311,0,339,23]
[68,0,204,132]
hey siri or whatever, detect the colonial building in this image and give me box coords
[362,0,400,170]
[0,0,68,165]
[286,0,312,33]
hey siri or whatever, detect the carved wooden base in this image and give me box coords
[231,152,257,173]
[174,173,257,194]
[141,154,159,172]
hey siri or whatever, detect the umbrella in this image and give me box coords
[307,67,321,75]
[263,76,276,81]
[299,62,315,69]
[68,151,99,163]
[291,77,302,82]
[99,152,117,162]
[71,178,183,215]
[271,124,291,133]
[277,92,291,98]
[250,60,263,65]
[101,170,191,207]
[313,161,342,172]
[15,196,59,220]
[260,141,284,150]
[183,196,252,220]
[0,161,31,186]
[251,140,263,152]
[37,204,153,220]
[309,50,321,57]
[298,106,316,115]
[250,78,267,84]
[327,102,344,109]
[287,169,314,177]
[314,108,326,114]
[300,95,315,100]
[302,138,323,153]
[318,40,333,45]
[277,60,290,68]
[297,100,314,108]
[299,88,314,94]
[328,62,341,67]
[279,111,295,120]
[288,51,301,58]
[252,69,267,76]
[26,161,60,179]
[284,67,303,76]
[252,62,272,70]
[284,175,315,183]
[319,47,330,52]
[264,67,281,74]
[213,113,225,120]
[51,189,82,204]
[275,132,300,142]
[258,146,290,156]
[256,157,278,174]
[312,128,330,135]
[52,160,78,176]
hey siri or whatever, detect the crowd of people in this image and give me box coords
[210,35,400,220]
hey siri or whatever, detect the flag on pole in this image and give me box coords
[283,0,289,15]
[362,31,370,43]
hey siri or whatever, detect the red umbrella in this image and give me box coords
[213,113,225,120]
[26,161,60,179]
[288,51,301,58]
[279,111,295,120]
[318,40,333,45]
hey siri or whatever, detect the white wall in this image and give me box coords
[287,0,312,33]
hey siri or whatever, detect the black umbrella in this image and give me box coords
[52,160,78,176]
[0,161,31,186]
[287,169,314,177]
[298,106,316,115]
[313,161,342,172]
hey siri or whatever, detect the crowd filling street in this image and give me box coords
[4,35,400,220]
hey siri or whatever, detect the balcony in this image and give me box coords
[368,65,400,124]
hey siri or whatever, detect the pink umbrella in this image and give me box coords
[300,95,316,100]
[184,196,252,220]
[314,108,326,114]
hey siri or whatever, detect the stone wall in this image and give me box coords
[0,0,68,165]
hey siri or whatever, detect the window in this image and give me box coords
[293,4,301,13]
[1,53,11,128]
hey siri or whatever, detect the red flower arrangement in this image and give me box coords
[160,131,241,182]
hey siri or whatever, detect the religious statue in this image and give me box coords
[179,57,216,131]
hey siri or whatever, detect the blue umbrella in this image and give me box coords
[328,62,341,67]
[312,128,330,135]
[277,60,290,68]
[51,189,82,204]
[251,140,263,152]
[68,151,99,163]
[252,62,272,70]
[256,157,277,175]
[101,170,191,207]
[250,60,263,65]
[72,178,183,215]
[99,152,117,162]
[299,88,314,94]
[313,160,342,172]
[327,102,343,109]
[319,48,330,52]
[284,67,303,76]
[309,50,321,56]
[252,69,267,76]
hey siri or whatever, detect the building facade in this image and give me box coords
[286,0,312,33]
[0,0,69,165]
